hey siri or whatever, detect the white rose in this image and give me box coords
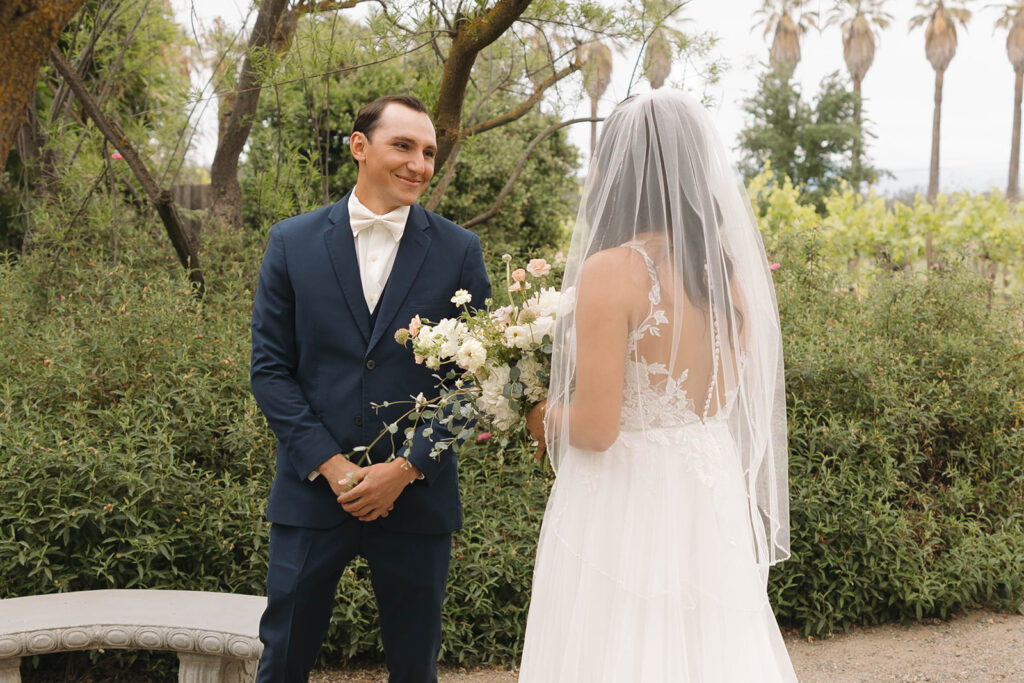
[455,338,487,372]
[526,314,555,343]
[527,286,562,318]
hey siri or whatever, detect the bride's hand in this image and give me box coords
[525,400,547,462]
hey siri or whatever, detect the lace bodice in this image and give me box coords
[621,242,727,430]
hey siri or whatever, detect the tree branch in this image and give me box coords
[463,57,581,138]
[293,0,379,16]
[463,116,600,229]
[49,46,205,294]
[432,0,533,171]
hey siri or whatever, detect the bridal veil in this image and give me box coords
[545,89,790,567]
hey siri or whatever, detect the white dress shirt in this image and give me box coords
[348,191,409,312]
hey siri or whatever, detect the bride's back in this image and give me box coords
[593,239,738,424]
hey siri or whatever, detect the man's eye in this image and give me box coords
[425,151,436,159]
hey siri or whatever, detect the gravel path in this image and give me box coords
[311,608,1024,682]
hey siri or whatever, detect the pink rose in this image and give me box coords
[409,315,422,337]
[512,268,527,282]
[477,432,491,443]
[526,258,551,277]
[769,262,781,271]
[110,152,124,160]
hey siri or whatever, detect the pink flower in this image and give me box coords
[526,258,551,277]
[409,315,422,338]
[512,268,527,282]
[769,262,781,271]
[110,152,123,160]
[414,354,424,365]
[477,432,491,443]
[508,281,523,293]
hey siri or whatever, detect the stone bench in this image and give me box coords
[0,589,266,682]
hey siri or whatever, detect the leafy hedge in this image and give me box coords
[2,212,1022,677]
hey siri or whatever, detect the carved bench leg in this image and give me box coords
[0,658,21,683]
[178,653,257,683]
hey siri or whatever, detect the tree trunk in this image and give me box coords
[0,0,87,167]
[927,67,944,203]
[1009,68,1023,201]
[208,0,289,230]
[852,76,862,192]
[432,0,532,172]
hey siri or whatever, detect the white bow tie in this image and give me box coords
[349,203,406,241]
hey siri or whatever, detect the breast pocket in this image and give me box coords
[405,300,456,323]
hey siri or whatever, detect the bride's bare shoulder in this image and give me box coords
[577,245,651,302]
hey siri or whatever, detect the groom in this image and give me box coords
[250,94,490,682]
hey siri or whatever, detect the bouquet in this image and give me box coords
[350,255,562,463]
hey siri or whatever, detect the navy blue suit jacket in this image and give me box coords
[250,192,491,534]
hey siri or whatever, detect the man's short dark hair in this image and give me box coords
[351,94,429,140]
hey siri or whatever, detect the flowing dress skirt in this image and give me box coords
[518,422,797,682]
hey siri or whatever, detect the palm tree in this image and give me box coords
[994,3,1024,200]
[753,0,817,78]
[825,1,893,187]
[909,1,973,202]
[580,41,613,157]
[644,27,673,89]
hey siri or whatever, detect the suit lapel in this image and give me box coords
[324,192,371,344]
[367,204,431,353]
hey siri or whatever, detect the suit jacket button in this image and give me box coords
[365,359,376,370]
[354,415,363,427]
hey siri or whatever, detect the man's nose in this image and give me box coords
[406,153,426,175]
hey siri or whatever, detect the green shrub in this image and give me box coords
[2,223,1022,678]
[768,241,1024,634]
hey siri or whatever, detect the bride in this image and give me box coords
[519,89,796,681]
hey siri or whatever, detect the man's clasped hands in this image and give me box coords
[316,454,422,522]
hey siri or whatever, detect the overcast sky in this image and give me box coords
[171,0,1017,195]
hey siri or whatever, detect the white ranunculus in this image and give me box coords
[490,305,515,328]
[503,324,533,350]
[451,289,472,306]
[455,338,487,372]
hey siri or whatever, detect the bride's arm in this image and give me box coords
[559,251,634,451]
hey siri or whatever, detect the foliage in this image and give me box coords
[3,197,1024,677]
[749,168,1024,293]
[738,69,880,212]
[0,0,195,251]
[768,241,1024,635]
[240,13,579,253]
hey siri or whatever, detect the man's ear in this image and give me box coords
[350,131,368,164]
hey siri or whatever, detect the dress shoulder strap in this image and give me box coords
[625,241,661,309]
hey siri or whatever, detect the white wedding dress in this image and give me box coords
[518,244,797,682]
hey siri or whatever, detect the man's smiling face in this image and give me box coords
[350,103,437,213]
